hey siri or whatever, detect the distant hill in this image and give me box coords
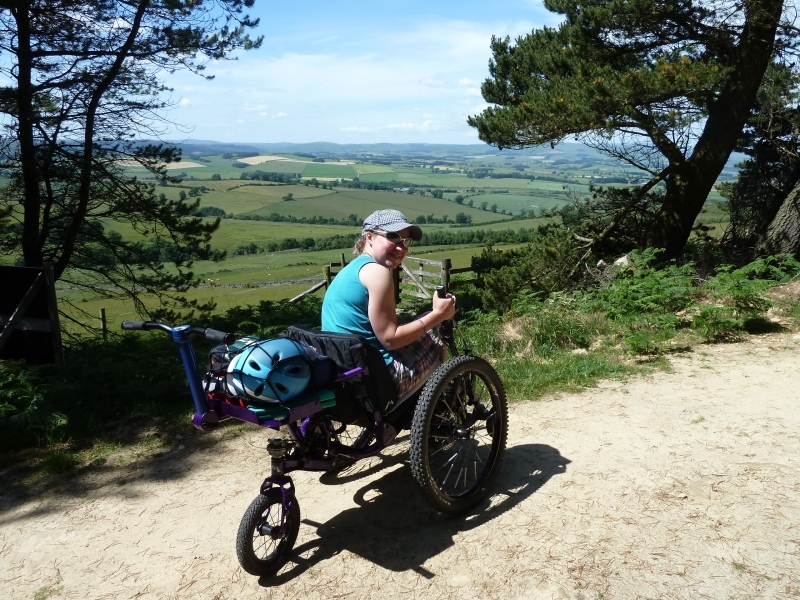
[154,139,743,180]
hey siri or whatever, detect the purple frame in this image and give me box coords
[170,325,397,532]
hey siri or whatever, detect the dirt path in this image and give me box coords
[3,334,800,600]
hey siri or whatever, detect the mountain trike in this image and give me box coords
[121,289,508,577]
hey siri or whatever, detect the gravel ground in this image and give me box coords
[2,333,799,600]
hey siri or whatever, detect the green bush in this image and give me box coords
[577,249,695,320]
[472,227,585,313]
[691,305,742,341]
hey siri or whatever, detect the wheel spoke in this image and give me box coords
[410,356,508,514]
[237,489,300,576]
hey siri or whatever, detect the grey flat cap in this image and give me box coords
[362,209,422,240]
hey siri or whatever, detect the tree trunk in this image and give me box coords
[13,3,44,269]
[648,0,784,259]
[759,182,800,255]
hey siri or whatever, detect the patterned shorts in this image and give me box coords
[388,325,444,398]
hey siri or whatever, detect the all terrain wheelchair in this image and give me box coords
[121,288,508,578]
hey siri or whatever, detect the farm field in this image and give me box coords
[358,172,397,183]
[57,242,519,333]
[301,163,358,178]
[25,143,739,327]
[249,188,510,223]
[101,217,360,253]
[353,163,395,175]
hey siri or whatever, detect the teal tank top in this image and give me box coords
[321,254,392,365]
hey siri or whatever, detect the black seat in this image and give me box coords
[283,325,398,421]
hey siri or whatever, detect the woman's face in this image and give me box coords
[365,227,410,269]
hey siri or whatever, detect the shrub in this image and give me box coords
[232,242,261,255]
[192,205,226,217]
[472,228,584,313]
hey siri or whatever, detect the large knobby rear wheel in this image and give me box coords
[236,488,300,576]
[410,355,508,515]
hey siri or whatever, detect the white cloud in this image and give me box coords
[162,15,553,143]
[178,98,192,106]
[386,120,436,132]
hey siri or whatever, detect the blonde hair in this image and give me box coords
[353,235,366,255]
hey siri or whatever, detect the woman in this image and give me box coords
[321,209,457,397]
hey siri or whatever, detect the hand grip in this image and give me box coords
[121,320,147,330]
[204,328,235,345]
[435,285,447,298]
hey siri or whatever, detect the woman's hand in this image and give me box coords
[431,291,457,322]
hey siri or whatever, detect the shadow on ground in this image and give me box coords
[260,442,569,586]
[0,418,256,520]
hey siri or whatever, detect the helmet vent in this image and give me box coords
[253,383,265,396]
[248,360,262,371]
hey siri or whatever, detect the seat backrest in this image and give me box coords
[283,325,398,413]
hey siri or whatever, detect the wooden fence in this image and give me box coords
[289,253,478,304]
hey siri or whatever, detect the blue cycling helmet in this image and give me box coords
[226,338,311,403]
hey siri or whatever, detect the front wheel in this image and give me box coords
[236,489,300,576]
[410,355,508,515]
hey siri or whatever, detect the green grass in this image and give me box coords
[121,154,311,180]
[395,171,533,189]
[526,179,593,193]
[158,183,335,215]
[301,163,357,178]
[359,172,398,183]
[462,193,569,215]
[102,215,357,252]
[251,188,507,223]
[247,159,308,174]
[56,241,512,334]
[495,352,639,400]
[60,279,314,334]
[353,163,395,174]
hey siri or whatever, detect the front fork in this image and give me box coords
[258,466,296,538]
[257,437,303,537]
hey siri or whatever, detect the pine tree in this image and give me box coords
[0,0,261,319]
[469,0,788,258]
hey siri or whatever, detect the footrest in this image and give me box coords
[247,389,336,423]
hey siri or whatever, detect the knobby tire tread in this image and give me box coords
[409,355,508,515]
[235,488,300,577]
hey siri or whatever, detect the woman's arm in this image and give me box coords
[360,262,456,351]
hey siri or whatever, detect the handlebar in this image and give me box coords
[202,328,236,345]
[436,284,447,299]
[121,320,235,345]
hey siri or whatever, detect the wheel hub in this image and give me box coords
[258,523,284,540]
[454,427,471,440]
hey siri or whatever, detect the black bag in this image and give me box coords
[283,325,398,422]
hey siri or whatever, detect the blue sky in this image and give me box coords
[163,1,561,145]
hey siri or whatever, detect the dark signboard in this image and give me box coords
[0,265,64,365]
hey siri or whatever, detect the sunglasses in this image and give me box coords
[373,230,414,248]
